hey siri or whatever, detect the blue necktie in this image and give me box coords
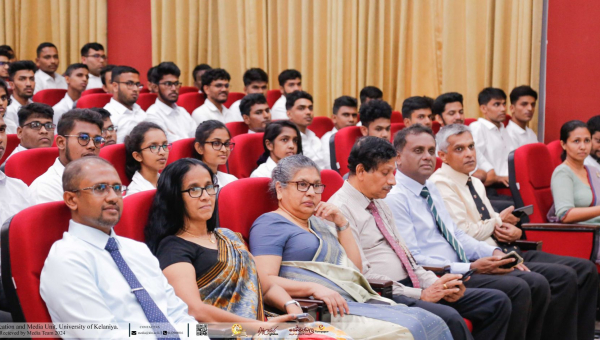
[420,187,469,263]
[105,237,180,339]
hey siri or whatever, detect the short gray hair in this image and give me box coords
[436,124,472,153]
[269,154,320,194]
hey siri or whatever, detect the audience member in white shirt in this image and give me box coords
[0,80,15,135]
[321,96,359,170]
[52,64,89,124]
[103,66,146,143]
[192,63,211,93]
[358,99,392,140]
[271,69,302,120]
[145,62,196,142]
[402,96,434,129]
[506,85,539,147]
[5,61,35,125]
[91,107,117,147]
[80,42,107,90]
[240,93,271,133]
[100,64,115,94]
[125,122,169,196]
[251,120,301,178]
[192,68,238,124]
[33,42,67,94]
[229,68,269,121]
[29,109,104,204]
[193,120,238,187]
[3,103,55,165]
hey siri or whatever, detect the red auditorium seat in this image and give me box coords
[179,86,198,95]
[308,116,334,138]
[320,169,344,202]
[5,147,59,185]
[225,121,249,138]
[331,126,363,175]
[76,93,112,109]
[390,123,405,141]
[32,89,67,107]
[266,89,281,108]
[504,114,511,127]
[99,143,130,186]
[81,88,105,97]
[0,134,19,165]
[432,121,441,134]
[166,137,227,173]
[114,189,156,242]
[177,92,205,115]
[435,157,442,171]
[391,111,403,123]
[140,87,150,93]
[546,140,563,168]
[224,92,245,108]
[464,118,477,125]
[136,93,157,111]
[228,133,264,179]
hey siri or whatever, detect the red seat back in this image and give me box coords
[546,140,563,168]
[81,88,106,97]
[167,138,195,166]
[308,117,334,138]
[266,90,281,108]
[333,126,363,176]
[225,92,245,109]
[179,86,198,95]
[464,118,477,126]
[0,134,19,165]
[391,111,403,123]
[140,88,150,94]
[504,114,511,127]
[114,189,156,242]
[390,123,405,142]
[99,143,130,186]
[136,93,157,111]
[5,147,59,185]
[435,157,443,171]
[32,89,67,107]
[432,121,441,134]
[228,133,264,179]
[226,122,249,138]
[177,92,205,115]
[321,169,344,202]
[76,93,112,109]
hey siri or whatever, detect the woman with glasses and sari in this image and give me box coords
[193,120,237,188]
[249,155,453,340]
[125,122,170,196]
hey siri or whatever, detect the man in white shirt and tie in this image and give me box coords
[191,68,238,124]
[5,61,35,126]
[228,68,269,121]
[271,69,302,120]
[506,86,539,148]
[52,64,89,124]
[240,93,271,133]
[145,62,196,143]
[33,42,67,94]
[80,42,107,90]
[321,96,358,169]
[104,66,146,143]
[40,156,197,339]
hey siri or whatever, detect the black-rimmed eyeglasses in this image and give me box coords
[62,133,105,148]
[284,181,326,194]
[141,143,172,153]
[181,185,219,198]
[67,183,126,196]
[204,141,235,151]
[23,121,55,131]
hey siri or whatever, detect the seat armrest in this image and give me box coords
[515,240,542,251]
[522,223,600,231]
[368,279,394,299]
[423,266,447,276]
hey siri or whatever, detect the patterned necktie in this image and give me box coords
[105,237,180,339]
[419,187,469,263]
[367,202,420,288]
[467,177,491,220]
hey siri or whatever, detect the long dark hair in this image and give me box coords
[560,120,588,161]
[125,122,164,180]
[145,158,218,254]
[193,120,231,160]
[257,120,303,165]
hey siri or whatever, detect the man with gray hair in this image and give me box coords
[430,124,598,340]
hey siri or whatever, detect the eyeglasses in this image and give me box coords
[0,62,9,66]
[181,185,219,198]
[115,81,143,90]
[68,183,126,196]
[85,54,107,60]
[285,181,326,194]
[141,143,172,153]
[23,121,55,131]
[62,133,105,148]
[158,81,182,88]
[204,141,235,151]
[102,126,117,133]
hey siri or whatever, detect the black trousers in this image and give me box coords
[392,288,510,340]
[485,187,515,212]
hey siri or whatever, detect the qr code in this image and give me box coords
[196,324,208,336]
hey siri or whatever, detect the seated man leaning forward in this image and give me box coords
[40,157,196,339]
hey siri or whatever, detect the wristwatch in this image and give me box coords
[336,221,350,232]
[284,300,301,309]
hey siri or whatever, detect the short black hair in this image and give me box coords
[146,66,157,84]
[8,60,36,81]
[401,96,433,119]
[333,96,358,115]
[90,107,111,120]
[111,65,140,83]
[150,62,180,84]
[192,64,211,82]
[0,45,14,55]
[200,68,230,92]
[259,120,303,165]
[64,63,88,77]
[560,120,589,161]
[509,85,538,104]
[588,116,600,136]
[100,65,116,86]
[80,42,104,56]
[393,124,435,152]
[0,48,12,59]
[36,42,57,57]
[278,69,301,87]
[432,92,463,117]
[348,136,396,175]
[285,91,313,110]
[125,122,165,180]
[57,109,104,136]
[359,86,383,104]
[240,93,268,116]
[359,99,392,127]
[18,103,54,126]
[243,68,268,86]
[478,87,507,106]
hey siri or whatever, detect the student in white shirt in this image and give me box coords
[192,64,211,92]
[33,42,67,94]
[0,80,14,135]
[52,64,89,124]
[6,61,35,125]
[229,68,269,121]
[80,43,107,90]
[240,93,271,133]
[193,120,238,187]
[358,99,392,140]
[251,120,302,178]
[585,116,600,172]
[30,109,105,204]
[506,86,539,147]
[104,66,146,143]
[321,96,358,169]
[100,64,115,94]
[4,103,55,165]
[145,62,196,142]
[192,68,238,124]
[402,96,434,129]
[125,122,169,196]
[271,69,302,120]
[91,108,117,147]
[40,157,197,338]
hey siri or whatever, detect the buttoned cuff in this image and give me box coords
[449,262,471,274]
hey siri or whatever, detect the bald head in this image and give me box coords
[62,156,115,192]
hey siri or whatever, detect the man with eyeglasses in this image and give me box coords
[91,108,117,146]
[0,49,11,87]
[34,42,67,94]
[81,43,107,90]
[192,68,239,124]
[146,62,196,142]
[5,60,36,127]
[30,109,105,204]
[104,66,146,144]
[53,64,89,124]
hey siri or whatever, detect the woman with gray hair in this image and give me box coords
[249,154,452,340]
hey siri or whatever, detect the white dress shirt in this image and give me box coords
[585,155,600,173]
[86,74,103,90]
[217,171,237,188]
[145,98,196,143]
[271,95,287,120]
[5,118,17,134]
[126,171,156,196]
[320,127,337,170]
[29,157,65,204]
[191,100,237,125]
[226,99,244,122]
[250,156,277,178]
[0,171,32,227]
[34,70,68,94]
[2,144,27,166]
[104,98,147,144]
[384,169,497,274]
[506,120,538,148]
[469,118,517,177]
[52,93,76,125]
[40,220,196,339]
[300,129,329,170]
[5,95,32,126]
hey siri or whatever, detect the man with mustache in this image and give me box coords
[104,66,146,143]
[30,109,105,204]
[239,93,271,133]
[5,60,36,127]
[34,42,67,94]
[192,68,239,124]
[80,42,107,90]
[53,63,89,124]
[2,103,55,165]
[505,86,538,147]
[40,157,197,339]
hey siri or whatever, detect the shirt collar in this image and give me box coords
[331,127,338,134]
[439,162,470,185]
[53,157,66,176]
[507,120,527,134]
[153,98,177,115]
[0,170,6,185]
[301,129,316,139]
[340,180,373,210]
[68,219,119,250]
[108,98,140,116]
[395,168,429,197]
[205,99,222,113]
[266,156,278,171]
[36,69,58,81]
[63,93,74,105]
[10,95,31,108]
[478,117,504,131]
